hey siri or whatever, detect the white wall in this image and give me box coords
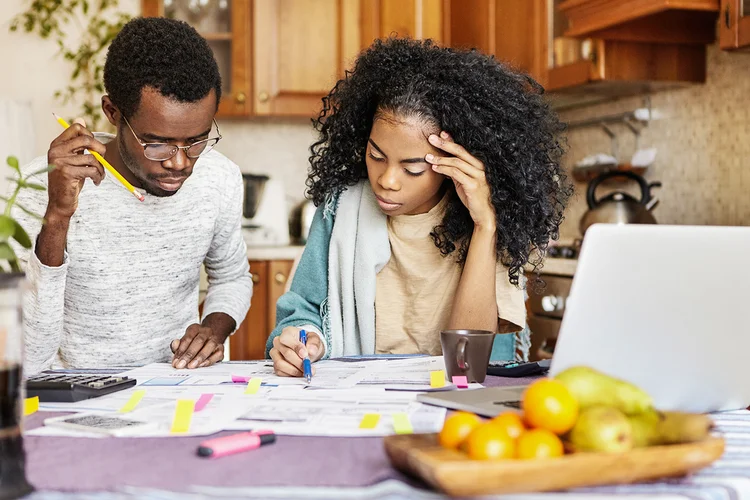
[0,0,314,203]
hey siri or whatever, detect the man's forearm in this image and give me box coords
[35,213,70,267]
[202,312,237,342]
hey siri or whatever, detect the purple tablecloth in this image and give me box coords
[24,375,540,493]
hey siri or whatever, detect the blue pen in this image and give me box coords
[299,329,313,384]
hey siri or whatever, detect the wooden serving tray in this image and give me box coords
[385,433,725,497]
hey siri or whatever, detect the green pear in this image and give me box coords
[628,410,661,447]
[555,366,653,416]
[568,406,633,453]
[629,410,713,447]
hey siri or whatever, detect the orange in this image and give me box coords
[438,411,481,449]
[490,412,526,439]
[516,429,564,459]
[465,423,516,460]
[522,378,579,435]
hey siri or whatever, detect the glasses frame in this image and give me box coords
[122,116,222,161]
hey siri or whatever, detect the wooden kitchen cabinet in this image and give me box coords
[446,0,547,85]
[142,0,253,118]
[252,0,361,116]
[719,0,750,49]
[446,0,716,110]
[360,0,447,46]
[558,0,718,44]
[229,259,294,360]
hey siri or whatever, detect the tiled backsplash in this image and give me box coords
[216,118,315,204]
[557,44,750,240]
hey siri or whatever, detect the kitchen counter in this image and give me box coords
[246,245,305,261]
[526,257,578,277]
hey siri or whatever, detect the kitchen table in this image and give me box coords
[20,365,748,500]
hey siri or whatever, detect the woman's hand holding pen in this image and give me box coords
[270,327,324,377]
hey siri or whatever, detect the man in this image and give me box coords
[15,17,253,374]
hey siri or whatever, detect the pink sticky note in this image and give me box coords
[194,393,214,412]
[452,376,469,389]
[232,375,251,384]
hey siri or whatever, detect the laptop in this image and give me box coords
[419,224,750,415]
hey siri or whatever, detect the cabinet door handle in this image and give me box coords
[725,3,731,29]
[251,273,261,284]
[274,272,287,285]
[235,92,247,104]
[258,91,270,103]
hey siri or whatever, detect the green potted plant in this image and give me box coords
[0,155,46,499]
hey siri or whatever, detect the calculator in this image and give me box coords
[26,374,138,403]
[486,359,551,378]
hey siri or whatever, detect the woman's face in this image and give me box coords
[366,112,446,216]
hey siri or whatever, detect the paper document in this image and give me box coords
[120,360,369,388]
[225,386,446,437]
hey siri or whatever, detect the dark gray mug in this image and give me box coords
[440,329,497,383]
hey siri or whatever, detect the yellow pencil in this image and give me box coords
[53,113,144,202]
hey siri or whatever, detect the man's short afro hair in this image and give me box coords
[103,16,222,118]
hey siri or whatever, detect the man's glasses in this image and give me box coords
[123,117,222,162]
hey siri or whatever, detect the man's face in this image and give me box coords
[114,87,218,197]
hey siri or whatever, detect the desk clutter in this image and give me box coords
[23,359,729,496]
[26,356,471,440]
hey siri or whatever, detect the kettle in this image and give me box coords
[290,199,316,244]
[579,171,661,236]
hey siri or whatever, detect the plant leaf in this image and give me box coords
[0,243,19,268]
[13,202,45,222]
[12,220,31,249]
[6,156,19,172]
[24,182,46,191]
[0,217,15,243]
[26,165,54,178]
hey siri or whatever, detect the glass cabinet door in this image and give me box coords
[144,0,252,117]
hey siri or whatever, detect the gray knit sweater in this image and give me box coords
[13,134,253,374]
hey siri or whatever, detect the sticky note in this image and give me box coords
[170,400,195,434]
[430,370,446,388]
[452,376,469,389]
[359,413,380,429]
[194,393,214,412]
[392,413,413,435]
[24,396,38,416]
[245,378,262,395]
[118,390,145,413]
[232,375,250,384]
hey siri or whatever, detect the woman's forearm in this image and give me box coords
[448,226,498,331]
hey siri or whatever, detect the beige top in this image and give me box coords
[374,195,527,355]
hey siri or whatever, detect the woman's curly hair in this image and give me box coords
[307,37,572,286]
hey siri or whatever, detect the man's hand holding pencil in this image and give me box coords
[46,117,107,219]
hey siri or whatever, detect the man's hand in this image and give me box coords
[47,117,107,220]
[269,327,324,377]
[171,324,226,369]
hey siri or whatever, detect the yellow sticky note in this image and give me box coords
[392,413,413,435]
[245,378,262,395]
[24,396,39,416]
[118,390,146,413]
[170,400,195,434]
[359,413,380,429]
[430,370,446,388]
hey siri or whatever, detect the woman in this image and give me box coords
[267,38,571,376]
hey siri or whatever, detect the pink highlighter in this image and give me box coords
[197,430,276,458]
